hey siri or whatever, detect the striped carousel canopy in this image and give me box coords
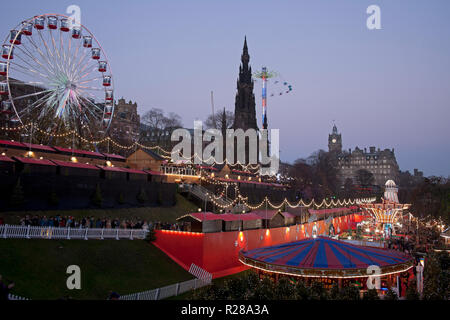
[239,237,413,278]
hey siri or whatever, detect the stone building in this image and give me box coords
[328,124,400,186]
[109,98,140,144]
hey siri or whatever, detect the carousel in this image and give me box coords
[359,180,411,238]
[239,236,414,291]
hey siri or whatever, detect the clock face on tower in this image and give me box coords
[332,138,337,143]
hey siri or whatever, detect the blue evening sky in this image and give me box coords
[2,0,449,176]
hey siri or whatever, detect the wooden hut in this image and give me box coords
[253,210,295,228]
[13,156,57,174]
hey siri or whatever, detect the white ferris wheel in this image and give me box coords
[0,13,115,138]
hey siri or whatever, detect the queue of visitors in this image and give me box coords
[0,214,191,232]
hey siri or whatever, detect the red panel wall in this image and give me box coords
[154,213,364,278]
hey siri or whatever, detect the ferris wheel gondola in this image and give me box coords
[0,13,115,138]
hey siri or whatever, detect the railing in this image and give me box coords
[119,263,212,300]
[188,184,234,208]
[8,294,30,300]
[119,278,211,300]
[0,224,148,240]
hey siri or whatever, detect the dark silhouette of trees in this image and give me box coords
[192,271,378,300]
[410,177,450,223]
[355,169,375,186]
[204,109,234,130]
[288,150,339,200]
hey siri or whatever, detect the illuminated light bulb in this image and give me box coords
[39,157,43,160]
[71,156,77,162]
[266,229,270,237]
[198,208,202,212]
[1,152,5,156]
[27,151,34,157]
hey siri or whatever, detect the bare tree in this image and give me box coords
[140,108,183,146]
[141,108,166,132]
[163,112,183,129]
[289,150,339,199]
[205,108,234,130]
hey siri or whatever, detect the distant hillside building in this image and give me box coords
[110,98,140,144]
[328,124,400,186]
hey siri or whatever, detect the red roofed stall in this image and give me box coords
[252,210,295,228]
[13,156,57,174]
[51,159,100,177]
[96,165,128,180]
[53,146,105,159]
[0,154,15,174]
[177,212,262,233]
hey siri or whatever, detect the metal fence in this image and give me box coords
[0,224,148,240]
[119,264,212,300]
[119,278,211,300]
[8,294,29,300]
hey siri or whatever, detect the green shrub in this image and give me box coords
[91,183,103,207]
[117,192,125,205]
[137,187,148,204]
[10,178,25,207]
[48,191,59,206]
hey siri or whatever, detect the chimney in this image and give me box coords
[370,146,375,153]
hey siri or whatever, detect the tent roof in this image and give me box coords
[51,160,100,170]
[22,142,57,152]
[53,146,104,158]
[240,237,413,277]
[252,210,294,220]
[0,139,26,148]
[102,153,126,160]
[0,155,14,163]
[13,156,56,166]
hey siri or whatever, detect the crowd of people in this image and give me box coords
[0,214,191,232]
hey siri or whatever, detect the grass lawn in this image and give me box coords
[0,239,193,300]
[0,194,197,225]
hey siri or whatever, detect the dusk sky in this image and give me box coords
[2,0,450,177]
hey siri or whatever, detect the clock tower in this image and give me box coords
[328,124,342,153]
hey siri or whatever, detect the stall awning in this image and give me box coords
[13,156,56,166]
[51,160,100,170]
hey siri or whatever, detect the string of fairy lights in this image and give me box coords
[200,173,376,210]
[1,125,445,230]
[205,191,376,210]
[0,122,262,172]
